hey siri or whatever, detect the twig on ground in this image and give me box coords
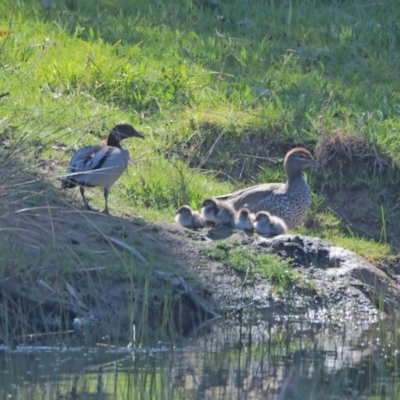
[105,236,149,265]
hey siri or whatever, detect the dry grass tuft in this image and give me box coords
[314,130,392,176]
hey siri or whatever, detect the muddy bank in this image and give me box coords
[0,198,220,344]
[0,166,399,345]
[174,227,400,321]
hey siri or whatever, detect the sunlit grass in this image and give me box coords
[203,244,299,289]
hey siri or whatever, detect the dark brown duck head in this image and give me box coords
[107,124,144,147]
[284,148,320,181]
[201,198,218,211]
[254,211,271,223]
[201,198,221,223]
[176,205,193,216]
[237,208,251,220]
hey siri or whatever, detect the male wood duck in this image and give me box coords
[61,124,144,214]
[215,148,319,229]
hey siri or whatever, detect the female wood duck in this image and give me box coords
[215,148,319,229]
[61,124,144,214]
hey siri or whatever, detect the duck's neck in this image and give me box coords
[107,133,122,148]
[286,169,304,185]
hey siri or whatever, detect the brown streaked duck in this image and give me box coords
[253,211,288,236]
[234,208,254,231]
[215,148,319,229]
[61,124,144,214]
[201,198,235,228]
[175,205,207,228]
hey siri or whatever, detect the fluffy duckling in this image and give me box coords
[216,148,320,229]
[201,198,235,227]
[175,205,207,228]
[253,211,288,236]
[234,208,255,231]
[61,124,144,214]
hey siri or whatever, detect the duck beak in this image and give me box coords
[134,130,145,139]
[310,159,320,168]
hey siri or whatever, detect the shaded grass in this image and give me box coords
[0,154,198,345]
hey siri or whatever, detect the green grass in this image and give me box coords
[203,244,299,289]
[1,0,400,282]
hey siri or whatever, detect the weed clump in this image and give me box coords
[203,244,298,289]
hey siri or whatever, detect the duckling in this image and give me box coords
[61,124,144,214]
[234,208,255,231]
[201,198,235,227]
[175,205,207,228]
[215,148,320,229]
[253,211,288,236]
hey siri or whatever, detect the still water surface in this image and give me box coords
[0,318,399,399]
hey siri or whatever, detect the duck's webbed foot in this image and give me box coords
[80,187,100,212]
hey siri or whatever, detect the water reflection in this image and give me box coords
[0,318,399,399]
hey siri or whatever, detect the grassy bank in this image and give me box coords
[1,0,400,337]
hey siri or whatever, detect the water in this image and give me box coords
[0,318,399,400]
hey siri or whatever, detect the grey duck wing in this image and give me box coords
[217,183,285,210]
[215,181,278,200]
[62,145,109,187]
